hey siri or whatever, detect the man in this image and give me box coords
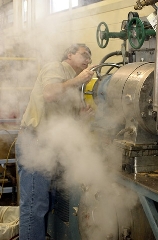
[15,43,95,240]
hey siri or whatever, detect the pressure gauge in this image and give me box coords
[128,12,139,21]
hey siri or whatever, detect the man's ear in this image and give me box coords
[67,53,72,60]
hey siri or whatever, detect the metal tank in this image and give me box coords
[105,62,158,173]
[106,62,156,143]
[83,62,158,174]
[80,61,157,240]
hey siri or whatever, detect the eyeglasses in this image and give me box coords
[76,51,92,63]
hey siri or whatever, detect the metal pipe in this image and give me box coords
[99,51,122,64]
[153,12,158,132]
[97,51,124,75]
[134,0,158,10]
[141,0,158,6]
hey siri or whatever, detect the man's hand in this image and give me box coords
[75,65,96,85]
[80,104,95,121]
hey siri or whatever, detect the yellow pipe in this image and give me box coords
[0,57,36,61]
[0,57,41,72]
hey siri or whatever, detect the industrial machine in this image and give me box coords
[78,1,158,239]
[93,1,158,173]
[47,3,158,239]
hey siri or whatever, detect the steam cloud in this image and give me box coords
[0,28,139,240]
[17,113,138,239]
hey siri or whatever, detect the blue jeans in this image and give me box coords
[15,130,56,240]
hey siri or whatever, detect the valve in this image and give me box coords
[96,21,127,49]
[96,15,156,50]
[128,17,156,49]
[96,22,110,48]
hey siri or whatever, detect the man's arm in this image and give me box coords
[43,66,94,102]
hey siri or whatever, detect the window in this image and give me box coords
[50,0,78,13]
[22,0,28,22]
[81,0,102,5]
[50,0,102,13]
[0,0,13,29]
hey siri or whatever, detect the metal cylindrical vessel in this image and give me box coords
[105,62,157,142]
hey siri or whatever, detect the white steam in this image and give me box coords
[18,114,138,239]
[19,116,106,187]
[0,28,139,240]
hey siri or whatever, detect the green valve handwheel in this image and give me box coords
[96,22,109,48]
[128,17,145,49]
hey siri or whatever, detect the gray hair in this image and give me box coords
[61,43,91,61]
